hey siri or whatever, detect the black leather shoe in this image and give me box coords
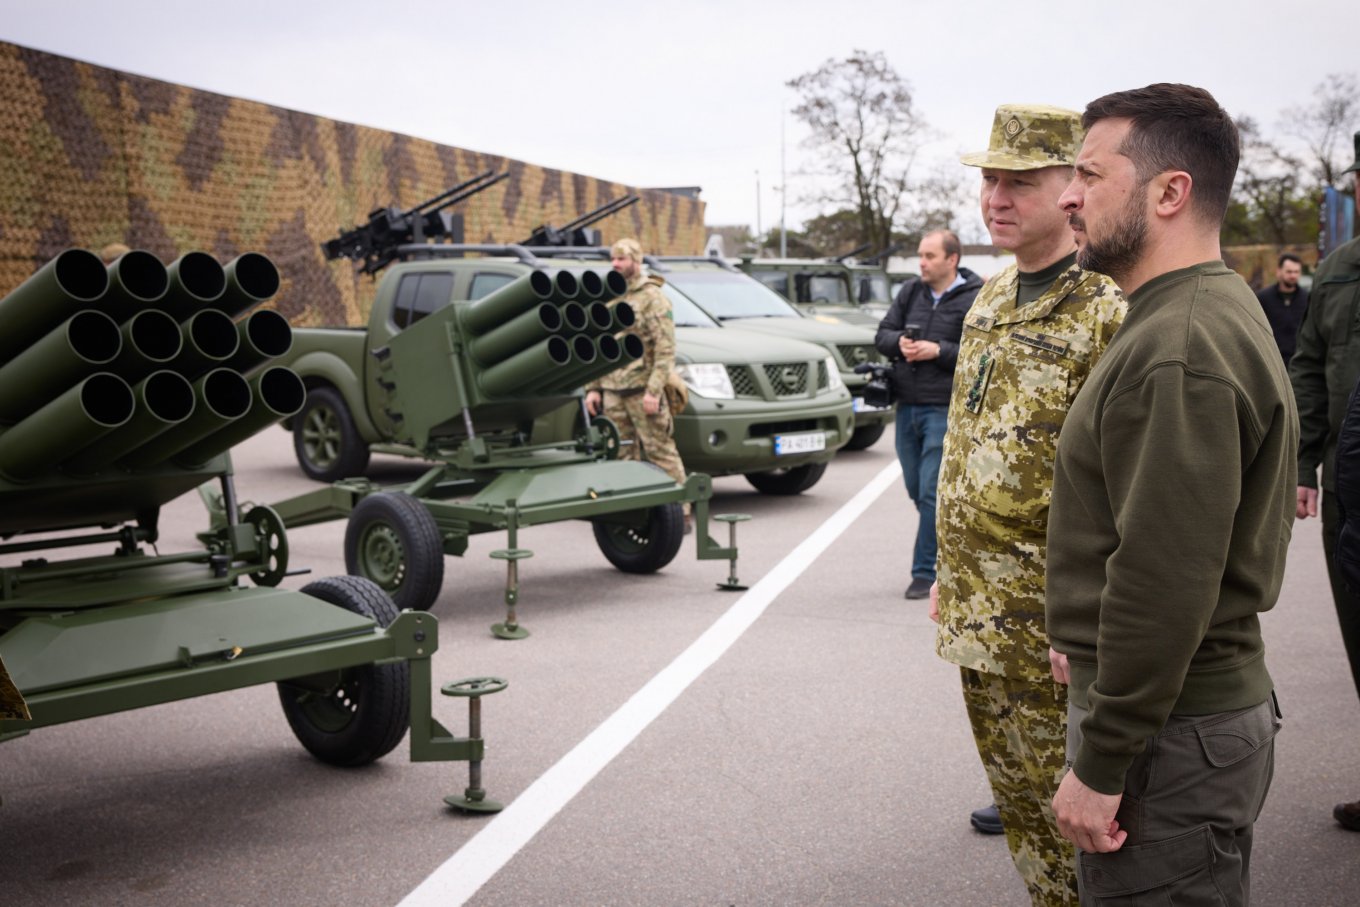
[1336,799,1360,831]
[904,577,932,599]
[970,803,1004,835]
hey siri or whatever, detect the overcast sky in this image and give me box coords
[2,0,1354,242]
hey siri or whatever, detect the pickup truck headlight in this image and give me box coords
[676,363,735,399]
[824,357,845,391]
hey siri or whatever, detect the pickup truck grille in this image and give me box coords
[763,362,809,396]
[837,344,882,367]
[726,362,820,399]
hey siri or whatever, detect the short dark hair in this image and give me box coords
[1082,83,1239,225]
[1278,253,1302,268]
[925,229,962,262]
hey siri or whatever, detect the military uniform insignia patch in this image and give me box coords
[1009,329,1070,356]
[965,313,996,332]
[964,352,995,414]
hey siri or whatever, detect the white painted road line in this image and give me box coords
[397,459,904,907]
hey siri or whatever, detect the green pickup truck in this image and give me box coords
[737,256,886,326]
[282,245,855,495]
[653,257,893,451]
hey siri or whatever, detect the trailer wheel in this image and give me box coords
[593,502,685,574]
[344,492,445,611]
[843,422,886,451]
[277,575,410,767]
[294,386,370,482]
[744,461,828,495]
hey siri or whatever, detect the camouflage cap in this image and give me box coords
[960,104,1084,170]
[1344,130,1360,175]
[611,237,643,263]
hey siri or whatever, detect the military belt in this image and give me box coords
[605,387,647,398]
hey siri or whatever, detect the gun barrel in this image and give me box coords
[476,336,573,398]
[423,171,510,215]
[611,301,637,331]
[214,252,280,317]
[174,309,241,378]
[162,252,227,318]
[223,309,293,374]
[459,270,556,336]
[404,170,496,217]
[0,249,108,364]
[174,366,306,467]
[63,370,197,474]
[118,368,253,469]
[0,310,123,424]
[0,374,135,481]
[101,249,169,321]
[465,303,564,366]
[561,195,640,232]
[112,309,185,383]
[582,302,613,335]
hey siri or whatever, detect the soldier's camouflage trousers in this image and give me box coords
[962,666,1076,906]
[602,391,687,497]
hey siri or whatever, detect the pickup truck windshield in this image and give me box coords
[666,271,800,320]
[660,283,720,328]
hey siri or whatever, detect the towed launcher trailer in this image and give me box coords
[263,266,750,638]
[0,249,505,813]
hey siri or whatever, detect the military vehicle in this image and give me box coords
[0,248,503,811]
[653,257,893,450]
[275,256,746,626]
[737,255,881,326]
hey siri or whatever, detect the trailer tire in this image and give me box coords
[344,493,445,611]
[744,461,828,495]
[277,575,410,767]
[593,502,685,574]
[293,386,370,482]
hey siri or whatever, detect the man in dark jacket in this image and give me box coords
[874,229,982,599]
[1290,129,1360,833]
[1257,252,1310,364]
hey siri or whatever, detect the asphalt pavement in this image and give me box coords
[2,428,1357,906]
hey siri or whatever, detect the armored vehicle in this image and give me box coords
[0,249,501,810]
[653,257,893,450]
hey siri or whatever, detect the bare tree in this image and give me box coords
[787,51,940,251]
[1283,72,1360,189]
[1227,116,1315,246]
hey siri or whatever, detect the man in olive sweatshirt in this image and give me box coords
[1047,84,1294,905]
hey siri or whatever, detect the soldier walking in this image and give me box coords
[586,238,688,520]
[930,104,1125,905]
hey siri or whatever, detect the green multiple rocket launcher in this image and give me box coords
[272,263,744,638]
[0,249,504,812]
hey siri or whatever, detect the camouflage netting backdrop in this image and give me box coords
[0,42,705,325]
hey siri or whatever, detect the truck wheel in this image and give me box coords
[277,575,410,767]
[294,386,370,482]
[344,493,445,611]
[844,422,886,451]
[593,503,685,574]
[744,461,828,495]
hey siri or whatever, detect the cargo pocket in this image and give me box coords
[1079,825,1221,904]
[1194,701,1280,767]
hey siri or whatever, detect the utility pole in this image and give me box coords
[755,169,762,247]
[780,107,787,258]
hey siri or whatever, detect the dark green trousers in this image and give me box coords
[1067,698,1279,905]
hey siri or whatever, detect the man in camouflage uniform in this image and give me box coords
[930,105,1125,905]
[586,238,687,511]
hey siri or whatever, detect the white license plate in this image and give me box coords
[774,432,827,455]
[852,397,890,413]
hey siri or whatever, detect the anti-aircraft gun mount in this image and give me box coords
[0,249,504,813]
[519,194,640,248]
[322,169,510,276]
